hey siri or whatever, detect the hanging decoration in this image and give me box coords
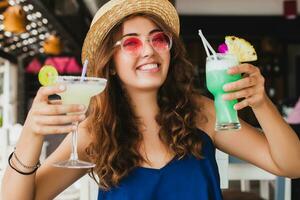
[0,0,9,9]
[3,5,27,34]
[0,0,79,58]
[44,56,82,74]
[26,56,82,74]
[43,34,62,55]
[25,57,41,73]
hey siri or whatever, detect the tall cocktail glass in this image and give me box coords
[206,53,241,131]
[53,76,107,168]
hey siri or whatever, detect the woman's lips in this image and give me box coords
[137,63,160,72]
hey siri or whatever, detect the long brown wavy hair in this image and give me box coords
[85,13,206,190]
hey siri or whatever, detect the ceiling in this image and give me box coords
[83,0,110,15]
[0,0,97,62]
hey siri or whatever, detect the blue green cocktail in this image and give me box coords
[206,53,241,131]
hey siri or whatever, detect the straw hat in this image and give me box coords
[81,0,180,67]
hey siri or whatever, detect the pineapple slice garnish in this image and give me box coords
[225,36,257,62]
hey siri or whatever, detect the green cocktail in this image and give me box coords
[53,76,107,168]
[58,77,106,113]
[206,53,241,131]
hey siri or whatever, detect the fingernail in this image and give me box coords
[222,94,228,100]
[228,67,237,74]
[59,85,65,91]
[79,105,85,110]
[234,105,238,110]
[79,115,86,120]
[72,126,77,130]
[223,84,229,91]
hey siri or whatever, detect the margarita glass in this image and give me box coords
[53,76,107,168]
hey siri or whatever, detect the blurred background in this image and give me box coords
[0,0,300,199]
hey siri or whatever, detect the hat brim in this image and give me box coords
[81,0,179,68]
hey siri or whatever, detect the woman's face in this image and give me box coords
[113,16,171,92]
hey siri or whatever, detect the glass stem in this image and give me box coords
[70,121,79,161]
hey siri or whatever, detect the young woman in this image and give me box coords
[2,0,300,199]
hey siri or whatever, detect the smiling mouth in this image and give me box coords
[137,63,160,72]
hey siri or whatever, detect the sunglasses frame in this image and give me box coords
[114,31,173,56]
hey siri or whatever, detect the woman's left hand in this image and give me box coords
[222,63,267,110]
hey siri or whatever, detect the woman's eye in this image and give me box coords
[123,38,139,47]
[152,34,168,44]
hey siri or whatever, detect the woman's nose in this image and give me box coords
[140,40,155,57]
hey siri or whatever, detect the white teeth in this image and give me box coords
[138,64,158,70]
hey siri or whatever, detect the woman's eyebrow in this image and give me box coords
[120,33,138,39]
[121,28,162,38]
[149,28,163,34]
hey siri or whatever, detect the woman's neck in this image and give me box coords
[126,89,160,131]
[129,90,158,117]
[126,89,174,166]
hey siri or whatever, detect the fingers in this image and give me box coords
[32,104,85,115]
[223,76,257,92]
[222,87,255,101]
[25,85,89,137]
[233,99,249,110]
[31,124,77,135]
[48,99,62,105]
[33,114,86,126]
[27,103,86,136]
[233,95,262,110]
[34,85,66,102]
[224,64,263,91]
[227,63,258,75]
[222,64,267,110]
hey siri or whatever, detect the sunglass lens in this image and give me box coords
[122,37,142,55]
[151,32,171,51]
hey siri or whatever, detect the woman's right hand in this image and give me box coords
[23,84,86,138]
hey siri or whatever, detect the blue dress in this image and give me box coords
[98,129,223,200]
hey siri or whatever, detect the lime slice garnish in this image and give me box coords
[225,36,257,62]
[38,65,58,86]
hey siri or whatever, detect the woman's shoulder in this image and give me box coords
[193,94,214,111]
[193,94,216,142]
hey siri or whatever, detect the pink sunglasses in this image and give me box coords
[114,31,172,56]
